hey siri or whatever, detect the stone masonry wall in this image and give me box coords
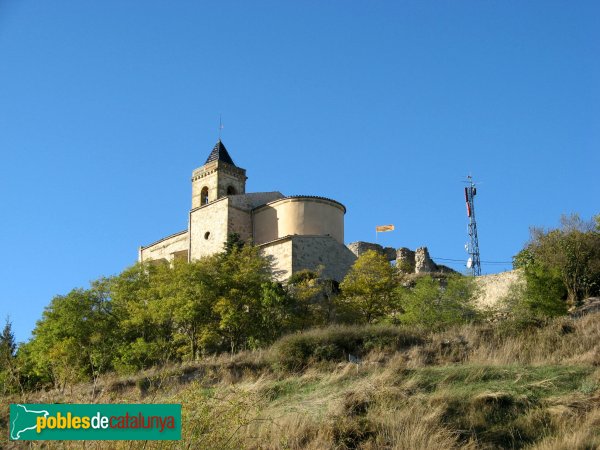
[346,242,457,275]
[189,198,231,259]
[191,161,220,208]
[227,205,253,243]
[228,192,284,210]
[414,247,438,273]
[216,166,247,198]
[396,247,416,273]
[191,160,247,209]
[293,235,357,282]
[347,241,396,261]
[259,238,294,281]
[140,231,189,263]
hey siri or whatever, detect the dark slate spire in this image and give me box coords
[205,140,236,166]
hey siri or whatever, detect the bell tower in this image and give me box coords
[191,140,247,209]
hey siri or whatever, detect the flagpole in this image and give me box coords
[375,225,395,243]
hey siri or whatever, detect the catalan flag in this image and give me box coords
[376,224,395,232]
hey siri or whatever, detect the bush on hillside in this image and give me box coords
[338,251,400,324]
[398,275,480,329]
[513,213,600,310]
[270,325,425,371]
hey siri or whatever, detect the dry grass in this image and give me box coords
[2,313,600,449]
[403,313,600,367]
[527,404,600,449]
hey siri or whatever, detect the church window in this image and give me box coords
[204,232,210,240]
[227,185,236,195]
[201,187,209,205]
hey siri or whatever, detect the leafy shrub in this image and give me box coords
[514,214,600,308]
[270,324,425,371]
[398,275,480,329]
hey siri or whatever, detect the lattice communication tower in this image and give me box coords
[464,176,481,276]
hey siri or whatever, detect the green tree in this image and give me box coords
[224,232,245,254]
[509,251,567,319]
[0,318,19,394]
[254,281,292,346]
[339,250,398,323]
[110,262,179,372]
[515,214,600,308]
[159,259,219,360]
[0,318,16,364]
[287,269,338,328]
[211,245,278,352]
[24,283,118,389]
[108,246,284,368]
[399,275,478,329]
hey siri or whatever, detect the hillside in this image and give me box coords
[2,313,599,449]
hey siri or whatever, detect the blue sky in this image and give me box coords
[1,1,598,343]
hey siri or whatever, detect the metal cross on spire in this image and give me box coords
[218,114,224,141]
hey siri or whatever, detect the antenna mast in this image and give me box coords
[464,175,481,276]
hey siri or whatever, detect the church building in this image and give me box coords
[139,140,357,281]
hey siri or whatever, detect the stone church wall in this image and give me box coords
[189,198,231,259]
[139,230,189,263]
[228,192,283,211]
[191,161,220,208]
[258,235,356,282]
[291,235,357,282]
[259,238,294,281]
[227,204,253,243]
[191,160,247,208]
[253,197,345,245]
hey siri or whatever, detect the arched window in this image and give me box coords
[227,185,236,195]
[201,187,209,205]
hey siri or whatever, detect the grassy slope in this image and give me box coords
[2,314,600,449]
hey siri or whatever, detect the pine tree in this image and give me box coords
[0,317,18,394]
[0,317,16,367]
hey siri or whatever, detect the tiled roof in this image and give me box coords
[205,140,236,166]
[285,195,343,204]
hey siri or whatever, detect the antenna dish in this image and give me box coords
[467,257,473,269]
